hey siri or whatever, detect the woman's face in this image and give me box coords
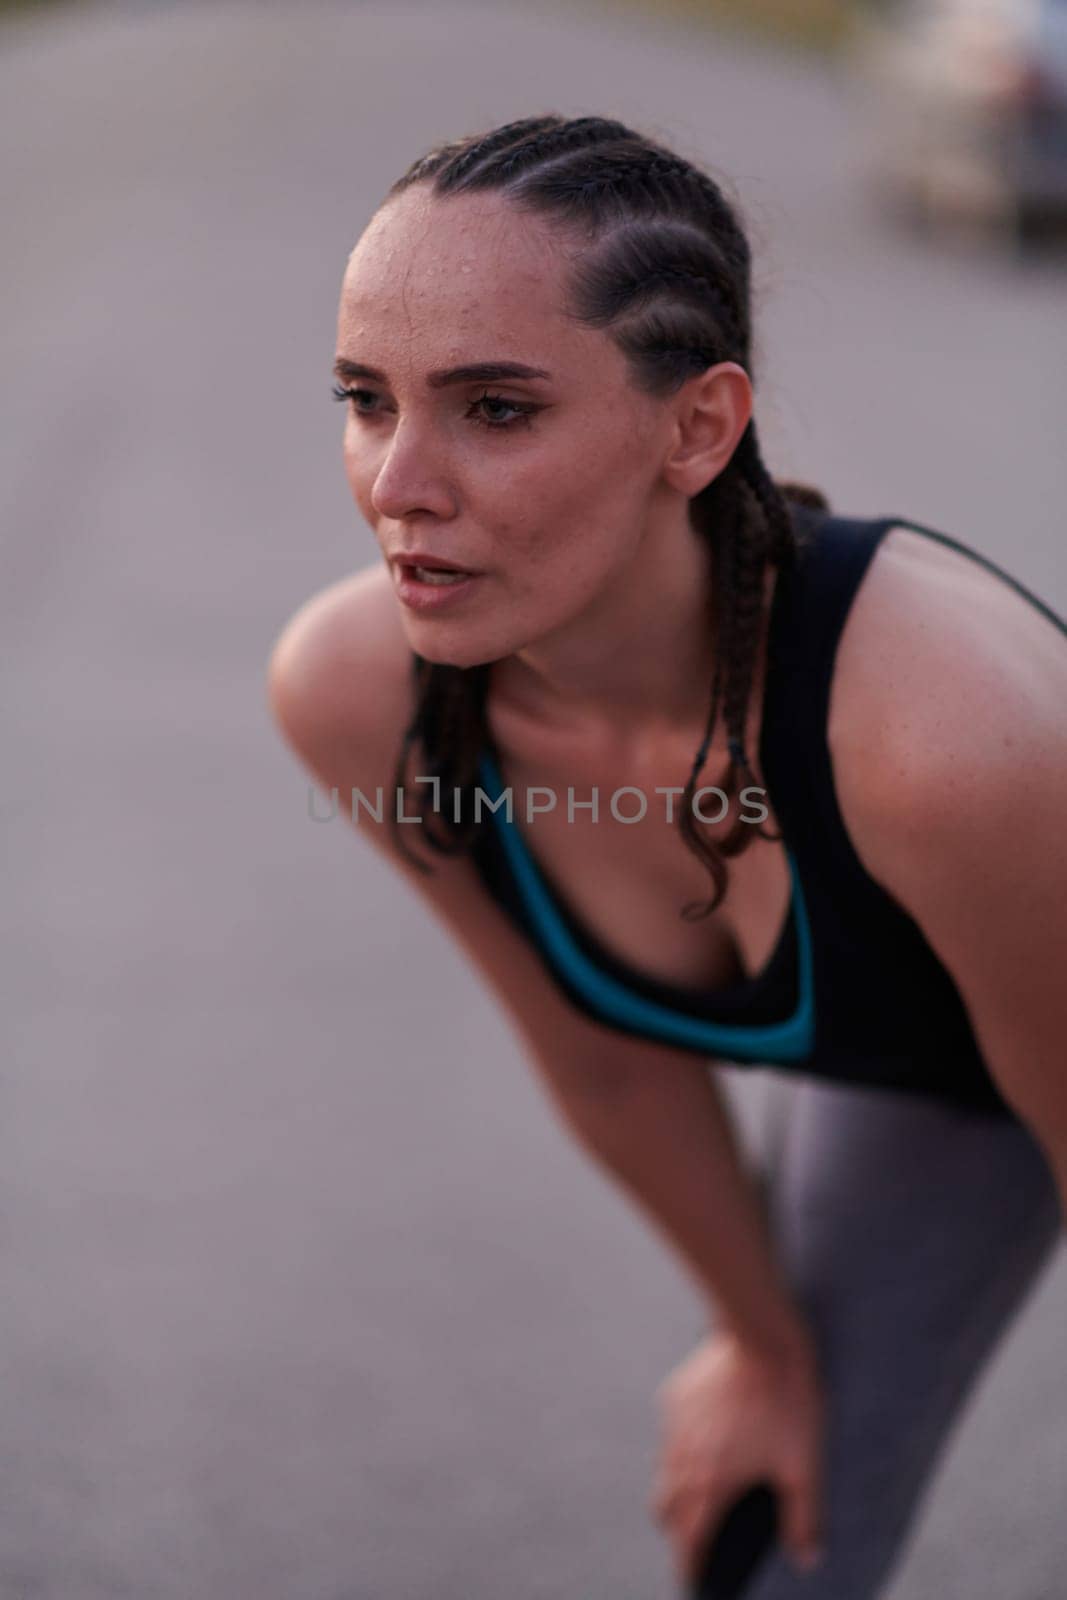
[335,186,676,668]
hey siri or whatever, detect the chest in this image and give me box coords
[482,703,793,992]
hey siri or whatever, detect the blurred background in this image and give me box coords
[2,1,1065,1596]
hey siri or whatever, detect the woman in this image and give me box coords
[267,114,1067,1598]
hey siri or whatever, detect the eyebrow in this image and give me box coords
[332,357,553,389]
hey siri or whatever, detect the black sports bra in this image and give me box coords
[462,507,1067,1118]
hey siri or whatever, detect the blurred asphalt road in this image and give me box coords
[2,2,1065,1596]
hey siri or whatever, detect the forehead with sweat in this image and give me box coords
[337,188,640,399]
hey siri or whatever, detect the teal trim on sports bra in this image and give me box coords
[476,749,816,1062]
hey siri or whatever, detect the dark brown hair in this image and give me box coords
[377,114,826,919]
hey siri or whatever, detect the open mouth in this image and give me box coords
[392,561,484,609]
[400,563,473,587]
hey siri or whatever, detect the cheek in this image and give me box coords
[505,440,644,572]
[490,490,581,582]
[496,509,630,621]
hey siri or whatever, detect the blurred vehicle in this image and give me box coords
[847,0,1067,244]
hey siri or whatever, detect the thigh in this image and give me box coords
[736,1077,1062,1600]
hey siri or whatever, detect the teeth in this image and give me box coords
[412,565,467,585]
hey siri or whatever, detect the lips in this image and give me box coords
[393,564,483,611]
[392,555,477,576]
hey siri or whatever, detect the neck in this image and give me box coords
[490,508,775,761]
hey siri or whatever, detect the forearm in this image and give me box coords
[547,1055,813,1368]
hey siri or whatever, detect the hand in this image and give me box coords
[649,1328,826,1587]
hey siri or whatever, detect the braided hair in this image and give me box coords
[379,115,827,919]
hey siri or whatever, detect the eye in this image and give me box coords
[468,390,539,431]
[329,374,543,425]
[332,384,381,414]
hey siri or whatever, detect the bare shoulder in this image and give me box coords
[829,522,1067,883]
[267,559,413,774]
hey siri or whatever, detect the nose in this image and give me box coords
[368,418,456,523]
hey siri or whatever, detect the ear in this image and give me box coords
[660,362,753,499]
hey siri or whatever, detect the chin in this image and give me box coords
[399,620,502,672]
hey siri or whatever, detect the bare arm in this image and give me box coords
[547,1049,810,1364]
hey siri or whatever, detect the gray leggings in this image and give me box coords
[717,1076,1063,1600]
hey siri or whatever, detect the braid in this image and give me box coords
[677,533,731,919]
[720,488,765,767]
[377,115,828,915]
[389,657,493,875]
[386,117,647,208]
[735,423,800,566]
[387,116,563,192]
